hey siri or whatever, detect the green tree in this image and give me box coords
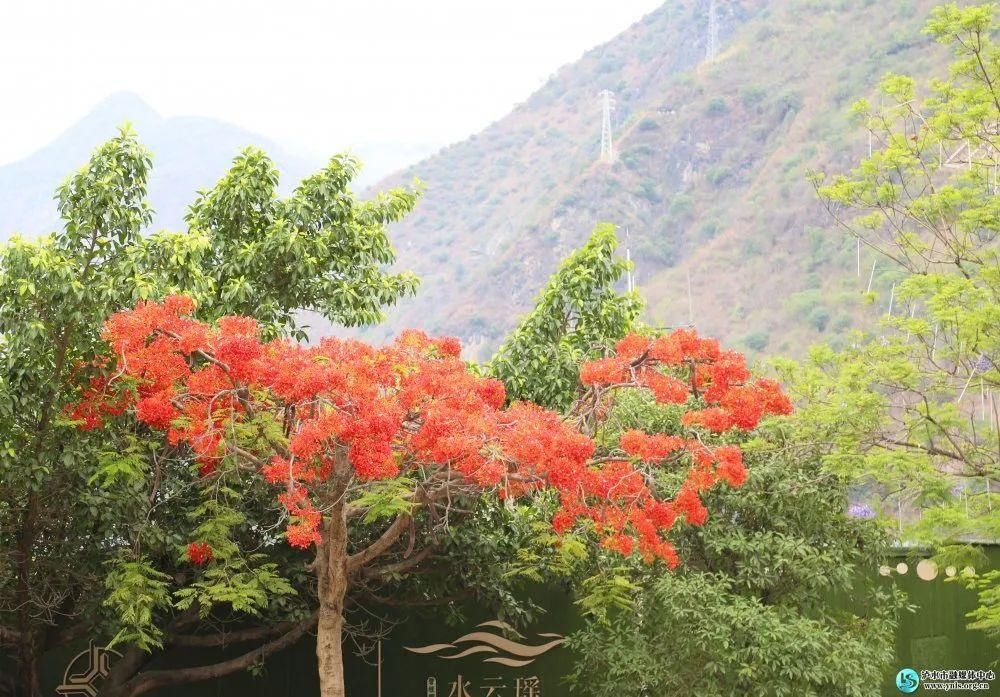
[479,232,900,694]
[489,337,901,695]
[564,395,901,696]
[0,127,417,696]
[488,223,641,411]
[798,2,1000,643]
[183,149,418,334]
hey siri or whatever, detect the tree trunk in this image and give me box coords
[16,649,40,697]
[316,486,349,697]
[316,588,347,697]
[16,490,40,697]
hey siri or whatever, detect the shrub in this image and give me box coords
[699,220,721,241]
[706,97,729,116]
[808,305,831,332]
[706,166,731,186]
[740,86,768,107]
[740,237,763,257]
[637,180,663,204]
[638,116,660,132]
[743,331,770,351]
[669,194,693,217]
[778,91,804,114]
[636,236,678,267]
[832,314,854,332]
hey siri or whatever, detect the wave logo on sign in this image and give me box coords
[405,620,565,668]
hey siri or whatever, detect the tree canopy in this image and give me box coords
[488,222,641,411]
[564,388,902,696]
[78,296,790,696]
[797,0,1000,644]
[0,127,418,696]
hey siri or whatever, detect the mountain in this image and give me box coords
[363,0,950,358]
[0,92,440,239]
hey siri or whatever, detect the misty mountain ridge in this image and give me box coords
[0,91,441,239]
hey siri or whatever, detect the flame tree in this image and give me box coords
[76,296,790,697]
[0,129,418,697]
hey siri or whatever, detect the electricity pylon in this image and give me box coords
[599,89,615,163]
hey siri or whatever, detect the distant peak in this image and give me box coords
[86,91,159,121]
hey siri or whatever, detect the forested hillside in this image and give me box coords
[364,0,950,358]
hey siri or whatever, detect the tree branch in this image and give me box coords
[881,438,964,462]
[346,511,412,573]
[118,612,317,697]
[363,589,472,607]
[168,621,298,648]
[360,546,434,580]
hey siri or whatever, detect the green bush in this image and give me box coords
[705,97,729,116]
[740,85,768,107]
[778,91,804,114]
[785,289,824,317]
[636,236,678,267]
[597,55,625,73]
[669,194,693,217]
[706,166,731,186]
[808,305,831,332]
[739,237,763,257]
[636,180,663,203]
[637,116,660,131]
[832,314,854,332]
[699,220,721,241]
[743,330,770,351]
[629,144,656,157]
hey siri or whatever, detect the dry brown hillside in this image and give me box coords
[357,0,949,358]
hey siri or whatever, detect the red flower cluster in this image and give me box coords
[560,329,791,559]
[278,487,323,548]
[620,431,685,460]
[186,541,214,565]
[580,331,792,433]
[80,299,791,568]
[65,372,128,429]
[682,380,791,432]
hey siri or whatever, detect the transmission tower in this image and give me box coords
[706,0,719,61]
[599,89,616,163]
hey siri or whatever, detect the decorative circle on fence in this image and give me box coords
[916,559,938,581]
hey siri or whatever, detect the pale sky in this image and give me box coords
[0,0,663,165]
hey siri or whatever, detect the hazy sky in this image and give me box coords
[0,0,663,165]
